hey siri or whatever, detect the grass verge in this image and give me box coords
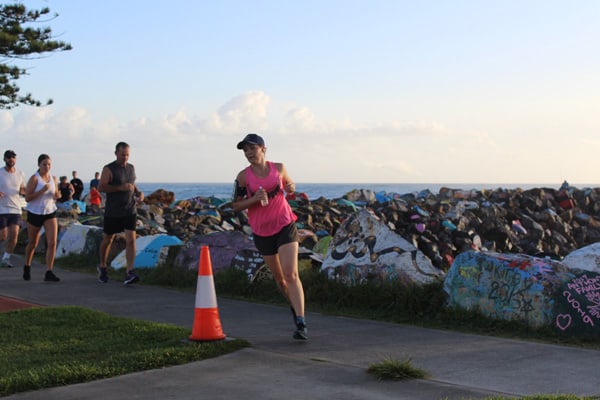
[0,306,248,396]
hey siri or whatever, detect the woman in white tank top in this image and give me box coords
[23,154,61,282]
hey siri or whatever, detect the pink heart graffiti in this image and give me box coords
[556,314,572,331]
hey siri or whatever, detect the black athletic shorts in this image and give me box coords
[103,214,137,235]
[0,213,21,229]
[253,222,299,256]
[27,211,56,228]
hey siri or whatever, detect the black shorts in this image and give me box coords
[0,213,21,229]
[103,214,137,235]
[253,222,299,256]
[27,211,56,228]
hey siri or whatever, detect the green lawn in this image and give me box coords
[0,306,248,396]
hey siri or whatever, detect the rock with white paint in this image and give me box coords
[320,209,444,285]
[562,242,600,272]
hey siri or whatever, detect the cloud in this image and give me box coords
[1,91,461,183]
[208,91,270,134]
[282,106,316,132]
[0,111,14,133]
[280,104,450,141]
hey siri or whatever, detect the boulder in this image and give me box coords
[144,189,175,207]
[562,242,600,272]
[111,234,183,269]
[320,209,444,285]
[554,271,600,337]
[230,248,268,282]
[444,251,575,328]
[174,231,255,272]
[56,223,103,258]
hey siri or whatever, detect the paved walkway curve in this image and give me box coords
[1,257,599,400]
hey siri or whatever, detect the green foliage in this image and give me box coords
[367,357,429,381]
[135,262,198,289]
[300,265,448,321]
[54,253,97,269]
[0,3,72,109]
[0,306,248,396]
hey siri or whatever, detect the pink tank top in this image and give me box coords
[245,161,297,236]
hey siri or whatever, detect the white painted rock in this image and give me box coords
[562,242,600,272]
[321,209,444,285]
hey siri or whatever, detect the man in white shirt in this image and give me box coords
[0,150,26,268]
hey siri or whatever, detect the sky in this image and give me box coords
[1,0,599,185]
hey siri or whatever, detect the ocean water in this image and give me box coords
[135,182,598,202]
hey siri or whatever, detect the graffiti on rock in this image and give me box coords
[331,234,406,262]
[231,248,267,282]
[445,251,574,327]
[554,272,600,337]
[322,209,443,285]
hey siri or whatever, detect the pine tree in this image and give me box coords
[0,3,72,109]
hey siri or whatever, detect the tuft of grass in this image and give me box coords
[367,357,428,381]
[0,306,249,396]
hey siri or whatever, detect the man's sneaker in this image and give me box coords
[293,325,308,340]
[0,258,12,268]
[44,270,60,282]
[23,265,31,281]
[123,271,139,286]
[97,266,108,283]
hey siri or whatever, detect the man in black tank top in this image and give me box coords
[97,142,145,285]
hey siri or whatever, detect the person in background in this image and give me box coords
[71,170,84,200]
[90,171,100,189]
[23,154,60,282]
[58,175,74,203]
[0,150,26,268]
[231,133,307,340]
[97,142,144,285]
[88,185,102,213]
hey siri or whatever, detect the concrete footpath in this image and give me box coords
[1,259,600,400]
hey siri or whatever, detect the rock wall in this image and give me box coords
[137,184,600,273]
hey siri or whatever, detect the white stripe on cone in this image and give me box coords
[195,276,218,309]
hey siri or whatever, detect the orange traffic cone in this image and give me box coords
[189,246,226,341]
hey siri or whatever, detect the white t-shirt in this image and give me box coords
[0,167,26,214]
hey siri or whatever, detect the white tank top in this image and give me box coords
[25,172,57,215]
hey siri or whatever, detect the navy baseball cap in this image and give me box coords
[237,133,265,149]
[3,150,16,158]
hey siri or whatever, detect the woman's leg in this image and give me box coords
[43,217,58,270]
[262,253,290,300]
[276,241,304,317]
[25,223,41,266]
